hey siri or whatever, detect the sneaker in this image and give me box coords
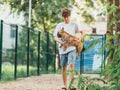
[62,87,67,90]
[70,87,76,90]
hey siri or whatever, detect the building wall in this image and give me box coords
[78,21,107,34]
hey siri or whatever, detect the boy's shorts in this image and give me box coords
[59,49,77,67]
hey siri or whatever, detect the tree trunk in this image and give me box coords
[42,16,46,32]
[107,0,114,64]
[107,0,114,34]
[114,0,120,44]
[105,0,120,79]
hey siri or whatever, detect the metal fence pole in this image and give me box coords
[14,25,18,80]
[54,41,57,73]
[103,34,106,71]
[0,20,3,79]
[80,52,82,74]
[27,27,30,76]
[46,32,49,73]
[37,31,41,75]
[80,45,84,74]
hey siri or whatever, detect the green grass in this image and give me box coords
[0,65,58,82]
[1,65,37,82]
[1,65,14,81]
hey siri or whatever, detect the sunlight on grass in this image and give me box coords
[1,65,37,82]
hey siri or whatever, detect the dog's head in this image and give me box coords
[57,28,70,39]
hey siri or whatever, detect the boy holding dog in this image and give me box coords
[53,8,85,90]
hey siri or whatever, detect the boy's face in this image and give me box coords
[64,16,70,24]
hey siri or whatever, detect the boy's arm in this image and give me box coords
[80,30,85,37]
[79,30,86,42]
[54,36,64,45]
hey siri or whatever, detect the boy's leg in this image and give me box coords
[67,50,77,90]
[62,66,67,89]
[67,50,77,79]
[60,54,68,89]
[69,63,74,79]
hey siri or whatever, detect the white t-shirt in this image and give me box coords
[53,22,80,54]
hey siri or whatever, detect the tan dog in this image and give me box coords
[57,28,83,56]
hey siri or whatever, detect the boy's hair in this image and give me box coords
[61,8,71,18]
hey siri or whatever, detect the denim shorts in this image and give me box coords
[59,50,77,67]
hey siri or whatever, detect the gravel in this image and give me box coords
[0,74,101,90]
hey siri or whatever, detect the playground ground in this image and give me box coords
[0,74,101,90]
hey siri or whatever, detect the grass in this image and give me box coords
[1,65,37,82]
[1,65,57,82]
[1,65,14,81]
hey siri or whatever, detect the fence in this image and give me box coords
[75,34,106,74]
[0,20,106,80]
[0,20,57,80]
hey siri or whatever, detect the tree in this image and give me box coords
[5,0,71,32]
[106,0,114,64]
[114,0,120,43]
[70,0,107,24]
[102,0,120,82]
[3,0,71,72]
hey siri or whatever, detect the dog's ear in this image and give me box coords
[57,32,61,37]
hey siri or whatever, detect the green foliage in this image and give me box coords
[68,73,120,90]
[107,13,120,29]
[102,0,120,82]
[1,65,38,81]
[1,65,14,81]
[77,76,84,89]
[108,81,120,90]
[107,3,118,15]
[106,2,120,29]
[100,1,120,90]
[68,0,120,88]
[70,0,106,24]
[102,41,120,80]
[68,75,108,90]
[17,26,57,72]
[2,0,70,73]
[39,31,57,72]
[4,0,71,32]
[17,66,27,77]
[68,77,76,90]
[101,33,120,90]
[0,0,4,4]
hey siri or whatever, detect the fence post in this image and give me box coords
[14,25,18,80]
[80,53,82,74]
[46,32,49,73]
[103,34,106,71]
[80,46,84,74]
[27,27,30,76]
[0,20,3,79]
[37,31,41,75]
[54,41,57,73]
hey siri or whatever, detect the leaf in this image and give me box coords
[68,77,76,90]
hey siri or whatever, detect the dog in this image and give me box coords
[57,28,83,56]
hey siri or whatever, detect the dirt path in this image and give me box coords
[0,74,64,90]
[0,74,100,90]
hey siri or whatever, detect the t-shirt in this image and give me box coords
[53,22,80,54]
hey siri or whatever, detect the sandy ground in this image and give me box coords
[0,74,101,90]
